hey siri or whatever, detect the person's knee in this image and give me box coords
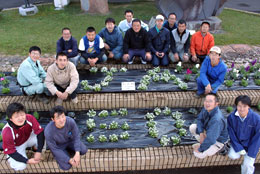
[189,124,197,134]
[59,163,72,171]
[79,57,88,64]
[101,54,107,62]
[80,143,88,155]
[114,53,123,60]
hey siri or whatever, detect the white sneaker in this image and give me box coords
[55,98,63,106]
[141,58,147,64]
[71,97,78,104]
[128,57,135,64]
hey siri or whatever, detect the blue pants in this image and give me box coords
[197,77,219,95]
[152,54,169,66]
[54,141,87,170]
[111,49,123,60]
[68,55,80,66]
[79,54,107,64]
[124,49,147,63]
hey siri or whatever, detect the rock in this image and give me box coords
[81,0,109,14]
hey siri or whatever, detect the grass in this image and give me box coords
[0,2,260,55]
[0,1,158,55]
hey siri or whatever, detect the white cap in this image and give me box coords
[156,14,164,21]
[210,46,221,54]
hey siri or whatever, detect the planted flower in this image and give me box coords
[110,67,118,73]
[0,122,5,130]
[172,111,182,120]
[86,134,95,143]
[99,123,107,129]
[2,88,10,94]
[154,107,161,116]
[104,75,113,82]
[254,71,260,79]
[178,82,188,90]
[11,70,17,77]
[175,62,183,73]
[109,134,119,142]
[143,75,151,81]
[152,74,160,82]
[98,135,107,143]
[175,119,185,128]
[148,127,159,138]
[145,113,156,120]
[86,119,96,131]
[162,107,171,116]
[93,84,102,92]
[118,108,128,116]
[148,69,156,76]
[258,102,260,111]
[81,80,89,87]
[33,111,40,120]
[255,79,260,86]
[109,121,119,130]
[1,78,10,86]
[160,135,170,147]
[188,108,198,115]
[101,67,108,73]
[101,80,109,87]
[83,85,93,90]
[225,80,234,87]
[146,120,157,128]
[120,131,130,140]
[191,64,200,74]
[106,71,113,76]
[0,73,5,78]
[140,79,150,86]
[173,78,182,85]
[87,109,96,117]
[120,67,127,72]
[226,106,233,113]
[170,74,176,80]
[89,67,98,73]
[110,109,118,116]
[240,79,248,87]
[171,135,181,145]
[160,74,170,83]
[137,83,148,90]
[98,110,109,117]
[179,128,187,137]
[121,122,130,130]
[154,67,161,73]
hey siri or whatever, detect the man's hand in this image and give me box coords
[61,92,69,100]
[199,133,206,144]
[192,55,197,62]
[108,52,114,59]
[205,84,212,94]
[27,158,40,164]
[88,58,98,67]
[56,91,63,99]
[123,54,129,62]
[69,158,77,167]
[68,49,72,53]
[72,152,81,167]
[174,53,179,61]
[145,52,152,61]
[104,43,110,50]
[183,53,189,62]
[34,152,42,162]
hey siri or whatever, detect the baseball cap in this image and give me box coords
[210,46,221,54]
[156,14,164,21]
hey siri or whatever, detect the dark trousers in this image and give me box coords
[152,54,169,66]
[128,49,146,62]
[56,84,77,99]
[190,54,207,63]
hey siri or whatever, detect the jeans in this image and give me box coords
[196,77,219,95]
[79,54,107,64]
[152,54,169,66]
[68,55,80,66]
[169,50,185,62]
[125,49,147,63]
[228,146,255,174]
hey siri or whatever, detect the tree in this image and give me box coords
[81,0,109,14]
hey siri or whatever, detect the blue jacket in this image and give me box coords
[98,26,123,54]
[148,26,170,54]
[17,57,46,87]
[56,36,78,58]
[83,35,101,54]
[196,106,228,152]
[163,21,177,32]
[199,56,227,90]
[228,109,260,158]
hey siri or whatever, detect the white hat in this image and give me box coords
[210,46,221,54]
[156,14,164,21]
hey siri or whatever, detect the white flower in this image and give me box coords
[177,62,182,67]
[11,67,16,72]
[174,70,177,72]
[195,64,200,68]
[236,74,239,78]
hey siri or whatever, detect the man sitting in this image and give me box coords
[169,19,190,63]
[148,14,170,66]
[98,17,123,60]
[56,27,80,66]
[190,21,214,63]
[228,95,260,174]
[79,27,107,67]
[2,103,45,171]
[45,106,87,170]
[189,94,228,159]
[123,19,152,64]
[118,9,149,35]
[196,46,227,96]
[17,46,49,103]
[45,52,79,106]
[163,12,177,32]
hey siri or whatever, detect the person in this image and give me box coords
[148,14,170,66]
[118,9,149,35]
[169,19,190,63]
[78,27,107,66]
[45,52,79,106]
[45,106,87,170]
[190,21,214,63]
[163,12,177,32]
[189,93,228,159]
[98,17,123,60]
[123,19,152,64]
[2,103,45,171]
[17,46,49,104]
[196,46,227,96]
[228,95,260,174]
[56,27,80,66]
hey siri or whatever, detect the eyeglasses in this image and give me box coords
[31,52,40,56]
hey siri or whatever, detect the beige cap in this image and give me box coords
[156,14,164,21]
[210,46,221,54]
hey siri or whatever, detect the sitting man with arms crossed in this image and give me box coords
[45,106,87,170]
[2,103,45,171]
[228,95,260,174]
[45,52,79,106]
[189,93,228,159]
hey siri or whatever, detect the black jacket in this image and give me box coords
[148,27,170,54]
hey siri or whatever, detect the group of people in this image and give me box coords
[190,94,260,174]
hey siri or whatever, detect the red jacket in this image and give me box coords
[190,31,214,56]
